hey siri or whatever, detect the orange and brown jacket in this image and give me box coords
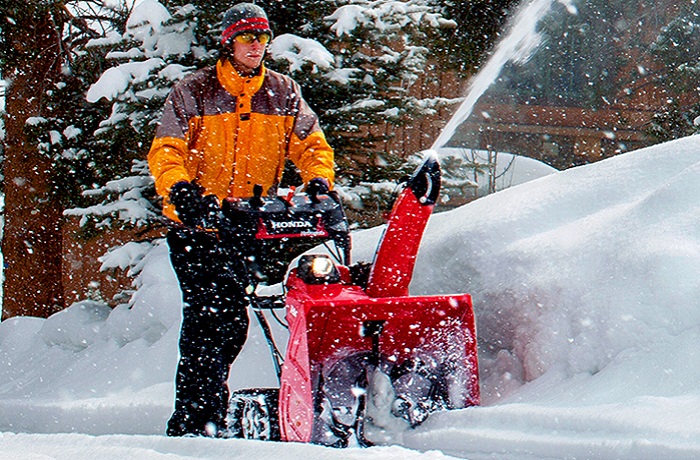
[148,59,335,221]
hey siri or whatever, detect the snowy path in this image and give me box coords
[0,431,458,460]
[2,398,699,460]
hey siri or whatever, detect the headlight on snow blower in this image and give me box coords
[297,254,341,284]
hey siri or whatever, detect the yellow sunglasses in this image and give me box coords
[234,32,272,45]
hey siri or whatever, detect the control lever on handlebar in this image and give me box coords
[249,184,264,209]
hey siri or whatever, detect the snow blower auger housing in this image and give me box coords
[220,154,479,446]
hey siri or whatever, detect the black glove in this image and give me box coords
[169,180,205,227]
[306,177,330,203]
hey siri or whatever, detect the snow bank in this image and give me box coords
[412,135,700,402]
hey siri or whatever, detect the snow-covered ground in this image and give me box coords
[2,136,700,458]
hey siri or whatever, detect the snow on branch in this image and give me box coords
[87,58,165,102]
[326,0,456,37]
[269,34,335,73]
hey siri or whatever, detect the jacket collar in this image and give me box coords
[217,59,266,96]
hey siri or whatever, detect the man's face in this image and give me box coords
[230,35,267,74]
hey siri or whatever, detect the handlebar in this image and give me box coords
[217,190,352,266]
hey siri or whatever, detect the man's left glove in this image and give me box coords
[169,180,206,228]
[306,177,330,203]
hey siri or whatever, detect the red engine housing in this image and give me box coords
[279,273,479,442]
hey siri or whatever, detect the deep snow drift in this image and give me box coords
[2,137,700,458]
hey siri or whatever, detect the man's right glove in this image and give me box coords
[169,180,206,228]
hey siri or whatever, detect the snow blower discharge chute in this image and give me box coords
[217,154,479,446]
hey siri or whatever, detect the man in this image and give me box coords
[148,2,335,437]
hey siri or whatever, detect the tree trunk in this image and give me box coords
[2,4,65,319]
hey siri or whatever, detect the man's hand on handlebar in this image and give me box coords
[170,180,220,228]
[306,177,330,203]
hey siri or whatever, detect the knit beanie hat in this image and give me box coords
[221,3,272,45]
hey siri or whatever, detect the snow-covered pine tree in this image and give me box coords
[72,0,217,229]
[65,0,206,303]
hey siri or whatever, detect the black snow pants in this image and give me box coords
[166,227,251,437]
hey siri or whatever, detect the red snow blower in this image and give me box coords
[219,155,479,446]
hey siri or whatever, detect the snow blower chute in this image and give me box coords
[219,154,479,446]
